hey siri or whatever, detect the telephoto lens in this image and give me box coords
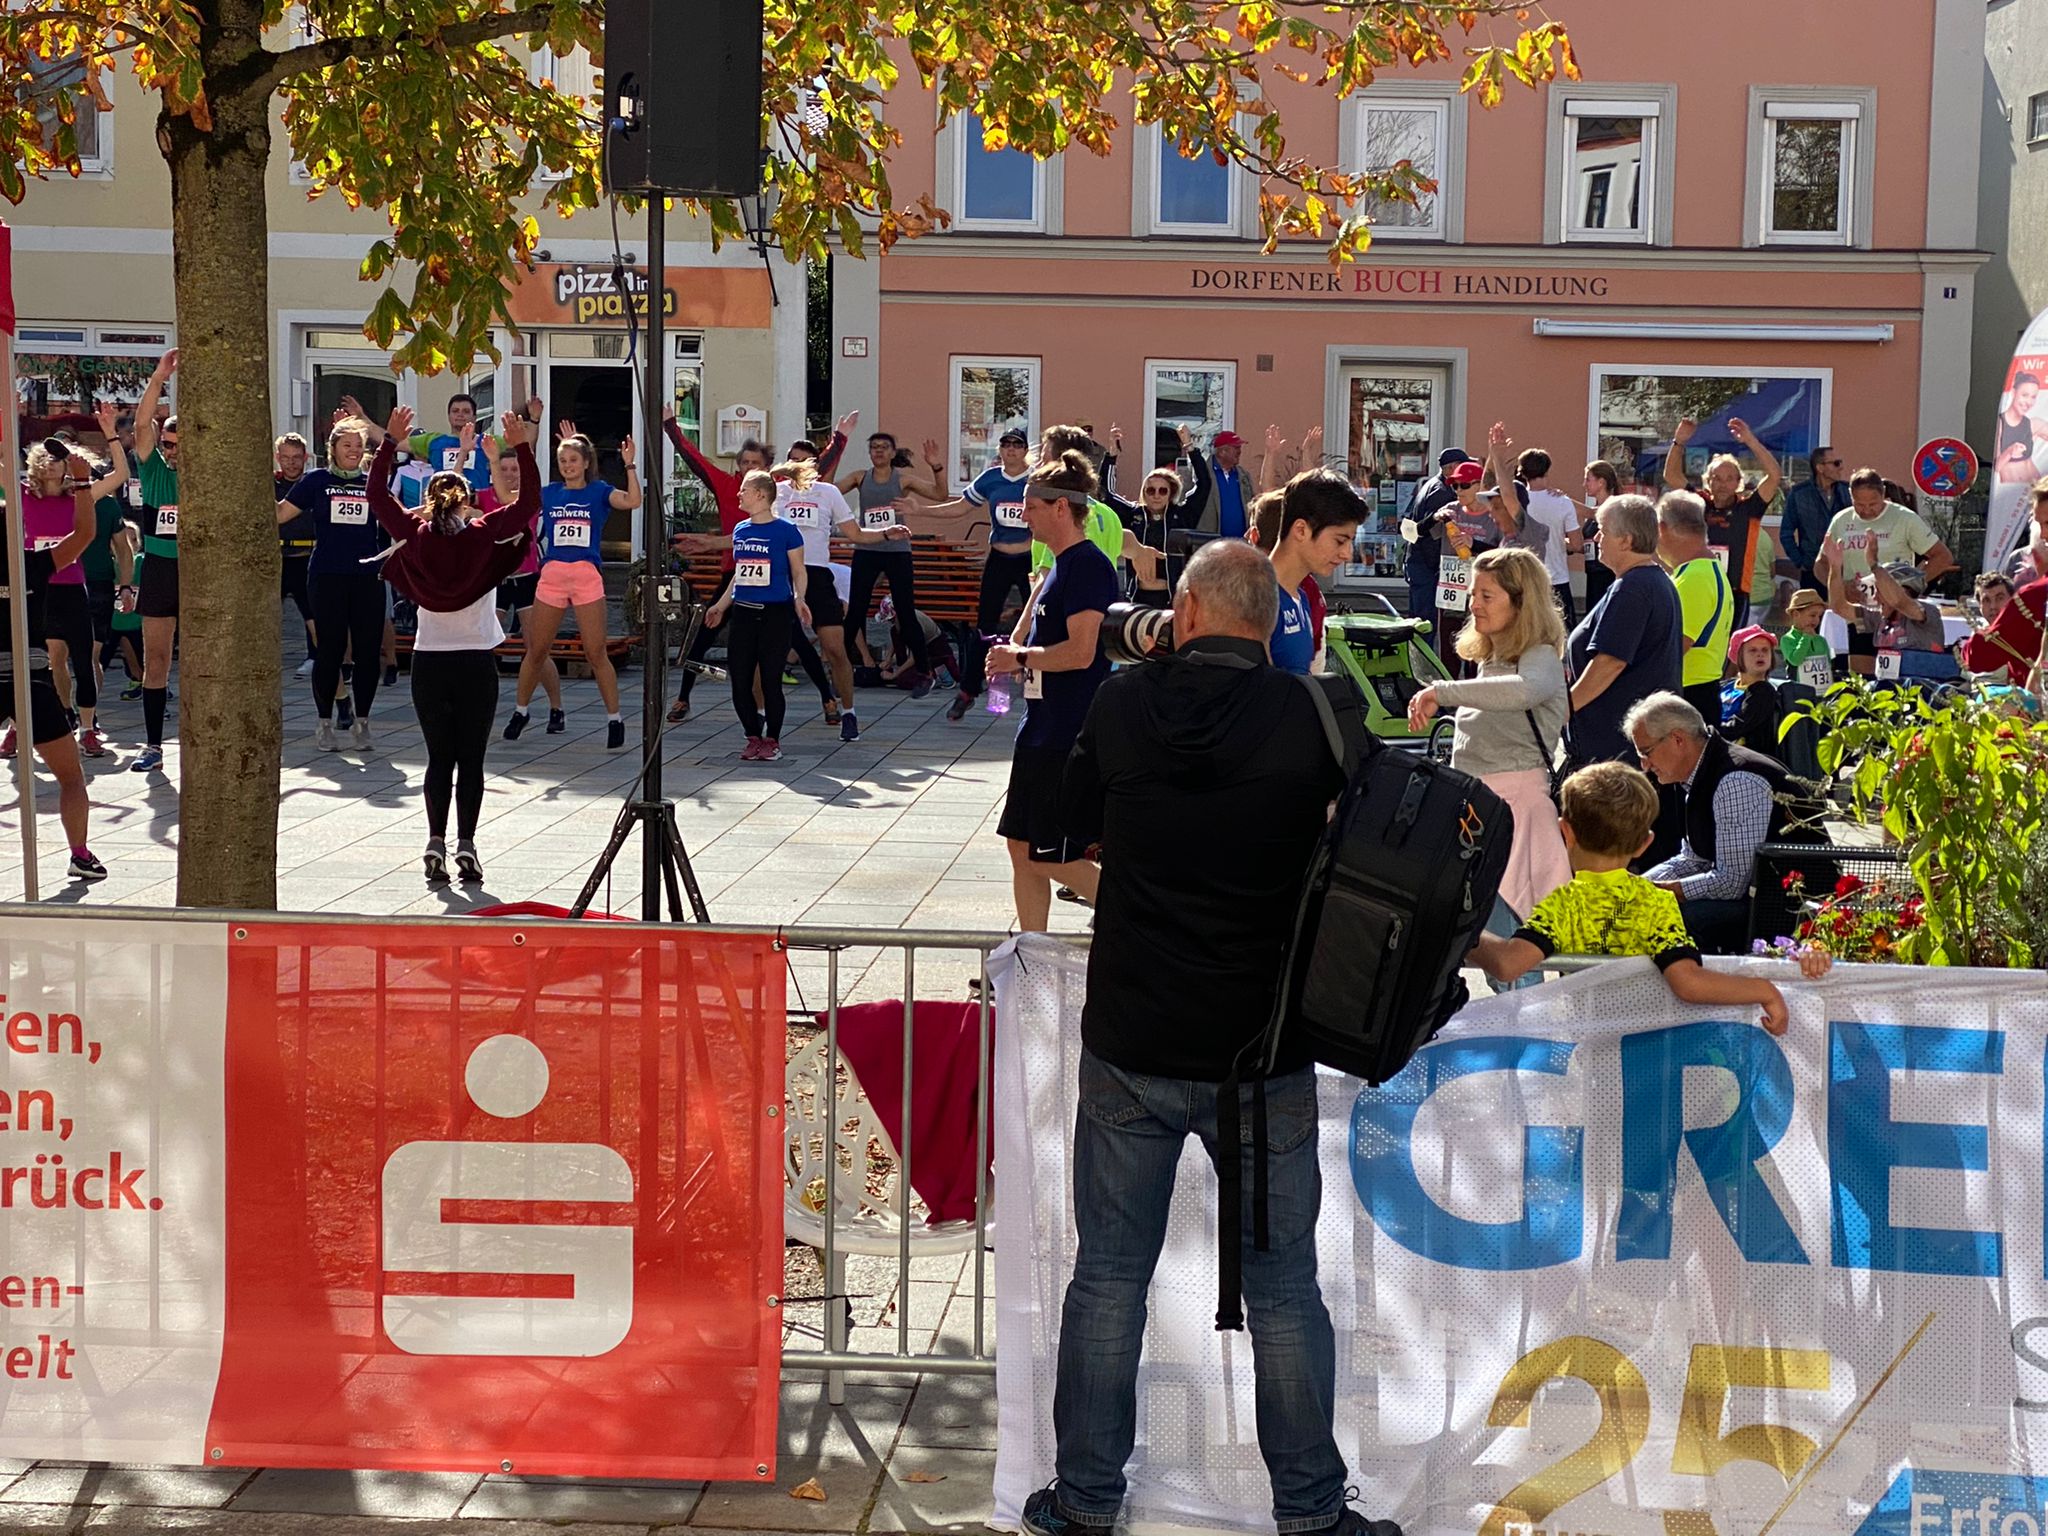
[1100,602,1174,666]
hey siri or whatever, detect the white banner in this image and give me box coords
[994,939,2048,1536]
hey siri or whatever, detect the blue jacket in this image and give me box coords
[1781,479,1849,570]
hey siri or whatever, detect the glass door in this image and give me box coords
[1341,366,1446,578]
[302,330,405,463]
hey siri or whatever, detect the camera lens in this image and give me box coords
[1101,602,1173,666]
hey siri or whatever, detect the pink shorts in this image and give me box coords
[535,559,605,609]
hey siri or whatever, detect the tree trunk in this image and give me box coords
[159,72,283,909]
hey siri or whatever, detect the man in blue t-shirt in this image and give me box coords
[408,393,493,491]
[989,461,1118,932]
[923,428,1036,719]
[1564,494,1683,768]
[1267,469,1367,675]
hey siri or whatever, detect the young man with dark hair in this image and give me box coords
[1267,469,1366,675]
[1514,444,1584,622]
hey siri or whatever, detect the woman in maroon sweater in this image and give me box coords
[371,405,540,883]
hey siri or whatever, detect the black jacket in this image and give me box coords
[1059,635,1349,1081]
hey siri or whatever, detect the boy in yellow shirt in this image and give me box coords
[1468,761,1829,1033]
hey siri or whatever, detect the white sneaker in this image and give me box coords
[296,657,317,678]
[314,721,338,752]
[349,719,373,751]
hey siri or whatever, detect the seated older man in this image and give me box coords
[1624,692,1806,954]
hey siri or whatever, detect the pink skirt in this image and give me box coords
[1486,768,1573,923]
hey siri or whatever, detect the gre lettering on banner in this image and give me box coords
[1436,556,1472,613]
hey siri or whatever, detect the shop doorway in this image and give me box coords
[302,331,402,465]
[1339,365,1449,572]
[545,361,636,554]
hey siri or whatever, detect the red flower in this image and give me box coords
[1782,872,1802,891]
[1835,873,1865,897]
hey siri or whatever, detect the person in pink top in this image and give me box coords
[481,432,562,730]
[14,402,128,761]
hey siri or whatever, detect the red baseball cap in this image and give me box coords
[1212,430,1244,448]
[1446,460,1485,487]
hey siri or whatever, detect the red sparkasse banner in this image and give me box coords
[205,921,785,1481]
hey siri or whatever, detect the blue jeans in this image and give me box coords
[1052,1050,1346,1532]
[1406,566,1440,652]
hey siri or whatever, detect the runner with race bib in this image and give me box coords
[835,431,944,698]
[775,459,903,743]
[505,421,640,750]
[705,470,810,762]
[913,428,1038,722]
[278,414,388,750]
[128,349,180,773]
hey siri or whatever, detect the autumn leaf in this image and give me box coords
[790,1478,828,1502]
[903,1471,948,1484]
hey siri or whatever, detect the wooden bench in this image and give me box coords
[679,535,990,626]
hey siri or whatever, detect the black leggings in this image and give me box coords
[411,649,498,841]
[963,548,1033,696]
[844,550,927,670]
[789,624,832,701]
[312,572,387,720]
[43,585,95,712]
[726,601,795,739]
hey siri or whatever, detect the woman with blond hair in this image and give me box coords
[277,412,388,750]
[1407,545,1571,924]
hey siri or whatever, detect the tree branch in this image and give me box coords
[252,5,554,96]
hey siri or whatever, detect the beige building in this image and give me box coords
[9,49,807,550]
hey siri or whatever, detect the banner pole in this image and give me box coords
[0,337,37,900]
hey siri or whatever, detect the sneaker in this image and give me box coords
[78,727,106,758]
[1021,1487,1094,1536]
[314,721,338,752]
[335,697,355,731]
[120,682,142,702]
[349,719,373,751]
[946,690,972,722]
[839,712,860,744]
[739,736,764,761]
[666,699,690,724]
[546,708,567,734]
[606,718,625,750]
[759,737,783,762]
[910,673,934,700]
[422,843,449,885]
[502,709,530,741]
[455,844,483,884]
[382,663,399,688]
[130,744,163,773]
[295,657,317,678]
[1323,1512,1403,1536]
[66,849,107,882]
[1,727,16,760]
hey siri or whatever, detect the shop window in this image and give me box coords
[2032,92,2048,146]
[1749,91,1874,249]
[949,357,1038,484]
[1350,98,1451,240]
[955,112,1043,230]
[1589,368,1830,495]
[1152,127,1234,233]
[1548,89,1673,245]
[1141,361,1234,474]
[16,325,172,436]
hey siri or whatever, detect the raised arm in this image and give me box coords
[892,438,945,500]
[607,433,643,511]
[473,411,543,538]
[1485,422,1525,532]
[88,401,129,501]
[815,410,856,480]
[1258,424,1289,493]
[662,407,737,502]
[366,409,416,539]
[1729,418,1781,504]
[55,454,99,571]
[1663,418,1695,491]
[1172,436,1212,525]
[131,348,177,461]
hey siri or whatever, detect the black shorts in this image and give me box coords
[138,555,180,619]
[997,743,1088,864]
[0,670,74,746]
[804,566,845,629]
[497,571,539,611]
[281,549,312,608]
[86,579,115,648]
[1847,626,1875,658]
[43,583,88,643]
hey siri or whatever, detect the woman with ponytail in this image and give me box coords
[276,412,388,749]
[369,404,541,886]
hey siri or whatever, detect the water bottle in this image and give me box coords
[985,673,1011,717]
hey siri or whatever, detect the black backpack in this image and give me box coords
[1214,673,1512,1330]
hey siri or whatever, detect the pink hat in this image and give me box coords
[1727,623,1775,664]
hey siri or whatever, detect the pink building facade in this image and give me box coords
[833,0,1987,555]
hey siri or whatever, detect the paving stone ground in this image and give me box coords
[0,647,1082,1533]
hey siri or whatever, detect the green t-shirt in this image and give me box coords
[1673,556,1735,688]
[1033,497,1123,575]
[80,495,122,583]
[136,447,180,559]
[1513,868,1700,970]
[1780,626,1831,669]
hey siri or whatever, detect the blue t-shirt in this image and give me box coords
[966,466,1032,550]
[541,481,612,566]
[1018,540,1119,753]
[425,434,492,491]
[1216,463,1246,540]
[729,517,805,605]
[1565,562,1683,766]
[1270,584,1315,675]
[285,470,384,580]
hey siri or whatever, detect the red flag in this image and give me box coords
[0,223,15,337]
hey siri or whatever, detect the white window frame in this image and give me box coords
[1582,362,1834,475]
[1137,124,1252,238]
[942,111,1054,233]
[2031,91,2048,147]
[30,58,109,178]
[947,355,1040,486]
[1745,88,1876,250]
[14,323,175,415]
[1546,86,1676,246]
[1141,360,1236,469]
[1342,87,1464,242]
[530,45,598,184]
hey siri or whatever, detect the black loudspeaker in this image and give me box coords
[603,0,764,197]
